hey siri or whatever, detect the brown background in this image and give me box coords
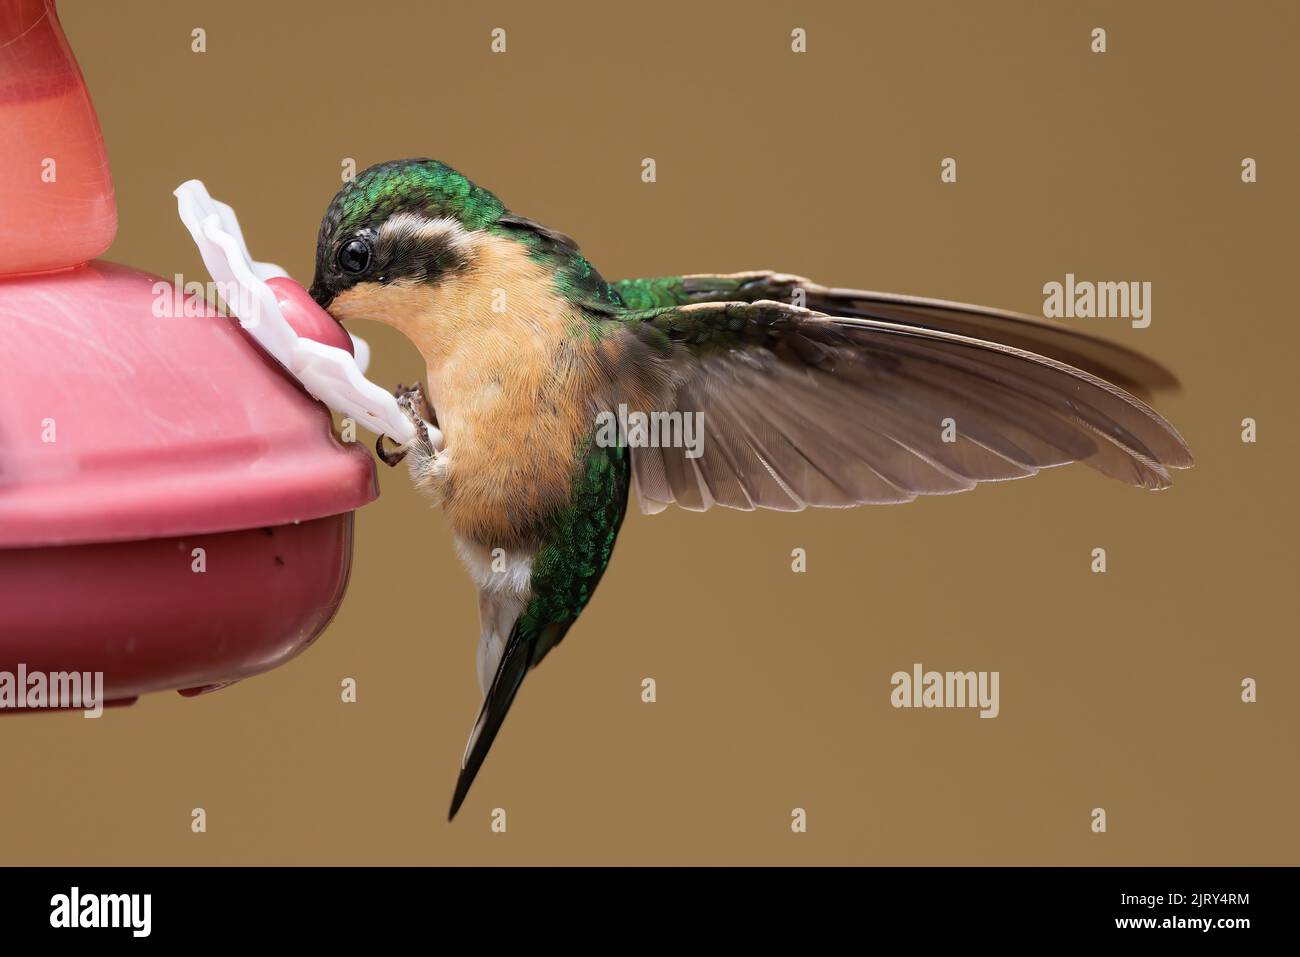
[3,0,1296,864]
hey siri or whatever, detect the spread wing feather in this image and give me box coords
[613,271,1180,399]
[618,298,1192,515]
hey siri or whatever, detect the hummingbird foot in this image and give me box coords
[377,380,451,504]
[406,439,451,506]
[393,381,434,424]
[375,382,439,468]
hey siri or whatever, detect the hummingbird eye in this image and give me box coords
[337,237,372,275]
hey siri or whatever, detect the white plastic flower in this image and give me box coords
[173,178,427,447]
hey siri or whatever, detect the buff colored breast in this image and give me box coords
[333,233,607,549]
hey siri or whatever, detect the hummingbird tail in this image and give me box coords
[448,620,534,821]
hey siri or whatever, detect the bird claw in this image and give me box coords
[393,381,434,425]
[375,382,437,468]
[375,432,408,467]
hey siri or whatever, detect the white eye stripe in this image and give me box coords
[378,212,473,257]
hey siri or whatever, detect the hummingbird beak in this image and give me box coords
[308,280,334,313]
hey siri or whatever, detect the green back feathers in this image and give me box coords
[486,216,625,317]
[520,437,630,666]
[542,243,624,315]
[618,299,796,360]
[611,276,689,311]
[612,274,764,311]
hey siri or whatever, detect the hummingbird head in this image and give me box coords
[309,157,616,367]
[308,158,507,320]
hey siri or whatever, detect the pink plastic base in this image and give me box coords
[0,513,354,705]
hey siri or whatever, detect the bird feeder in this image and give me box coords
[0,0,410,707]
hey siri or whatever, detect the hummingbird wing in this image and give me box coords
[612,272,1178,400]
[614,298,1192,515]
[449,440,631,820]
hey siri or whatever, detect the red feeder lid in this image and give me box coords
[0,261,378,548]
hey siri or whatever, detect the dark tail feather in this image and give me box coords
[448,623,533,821]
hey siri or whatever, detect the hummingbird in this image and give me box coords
[308,158,1193,819]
